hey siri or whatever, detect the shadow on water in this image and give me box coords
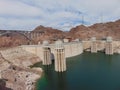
[55,72,67,90]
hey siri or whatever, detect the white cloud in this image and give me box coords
[0,0,43,17]
[0,0,120,31]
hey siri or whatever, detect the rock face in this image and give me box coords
[0,52,11,78]
[33,25,64,42]
[32,25,65,43]
[0,47,41,67]
[69,19,120,40]
[0,79,12,90]
[0,33,29,48]
[0,47,42,90]
[1,65,42,90]
[69,25,94,40]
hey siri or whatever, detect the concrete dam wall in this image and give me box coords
[21,42,83,61]
[21,40,120,62]
[82,40,120,54]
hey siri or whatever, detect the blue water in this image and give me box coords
[35,52,120,90]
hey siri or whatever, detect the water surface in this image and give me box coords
[35,52,120,90]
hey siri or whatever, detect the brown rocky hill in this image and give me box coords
[0,33,29,48]
[32,25,65,43]
[69,25,96,40]
[69,19,120,40]
[33,25,63,34]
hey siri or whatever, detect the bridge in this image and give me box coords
[0,30,45,42]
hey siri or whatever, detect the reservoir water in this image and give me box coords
[35,52,120,90]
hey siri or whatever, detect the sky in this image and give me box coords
[0,0,120,31]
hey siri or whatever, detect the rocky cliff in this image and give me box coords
[32,25,65,43]
[69,19,120,40]
[0,33,29,48]
[0,47,41,67]
[0,47,42,90]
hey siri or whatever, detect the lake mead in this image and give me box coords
[35,52,120,90]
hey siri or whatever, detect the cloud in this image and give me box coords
[0,0,120,31]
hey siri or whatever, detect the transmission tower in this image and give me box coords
[82,15,84,25]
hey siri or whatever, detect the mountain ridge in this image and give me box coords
[0,19,120,48]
